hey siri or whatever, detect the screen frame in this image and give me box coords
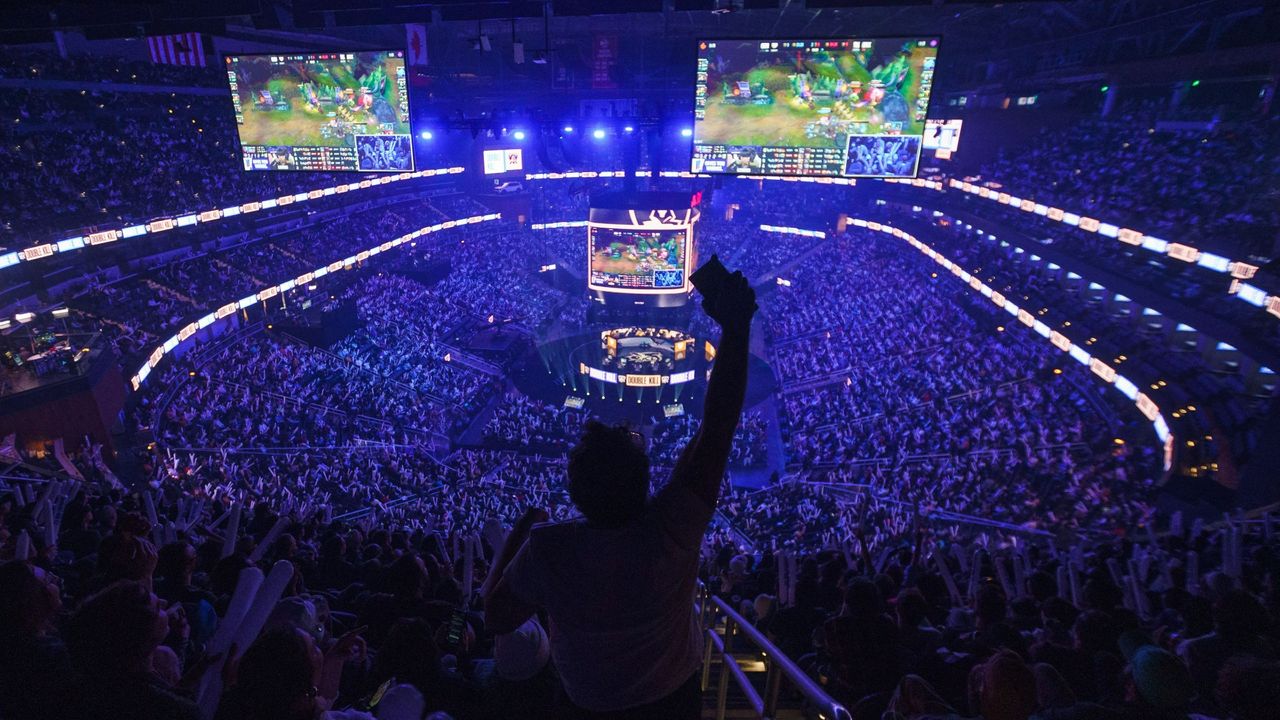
[586,222,694,296]
[690,35,941,179]
[224,49,415,173]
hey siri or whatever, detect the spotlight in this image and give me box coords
[680,127,693,138]
[419,130,433,140]
[563,125,574,133]
[623,125,634,133]
[592,128,606,140]
[513,130,526,140]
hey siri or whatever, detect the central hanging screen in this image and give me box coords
[692,37,939,178]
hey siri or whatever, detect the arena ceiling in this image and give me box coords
[3,1,1276,88]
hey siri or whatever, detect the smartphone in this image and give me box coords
[691,255,731,301]
[356,677,395,711]
[444,607,467,649]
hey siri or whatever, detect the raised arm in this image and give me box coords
[666,268,757,509]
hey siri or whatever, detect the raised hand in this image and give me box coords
[703,270,757,335]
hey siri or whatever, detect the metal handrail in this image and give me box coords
[700,591,851,720]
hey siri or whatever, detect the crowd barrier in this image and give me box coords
[128,213,502,392]
[698,589,851,720]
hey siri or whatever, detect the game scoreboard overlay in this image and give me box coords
[226,50,413,172]
[693,38,939,178]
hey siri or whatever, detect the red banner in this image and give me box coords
[591,34,618,89]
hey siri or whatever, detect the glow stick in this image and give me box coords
[461,534,476,608]
[1185,550,1199,595]
[143,490,159,528]
[248,515,290,564]
[222,503,241,559]
[14,530,30,561]
[1068,561,1081,607]
[1012,550,1026,597]
[967,548,983,600]
[232,560,294,651]
[1056,566,1069,599]
[934,552,962,606]
[197,566,264,716]
[1128,559,1151,618]
[995,556,1014,599]
[1106,558,1125,589]
[774,550,789,605]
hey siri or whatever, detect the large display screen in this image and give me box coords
[483,148,523,175]
[588,226,689,292]
[226,50,412,172]
[923,118,963,152]
[692,37,939,178]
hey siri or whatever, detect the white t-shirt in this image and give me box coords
[502,481,712,712]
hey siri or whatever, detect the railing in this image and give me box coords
[698,590,851,720]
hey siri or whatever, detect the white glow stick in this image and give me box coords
[197,566,264,717]
[1185,550,1199,595]
[995,556,1014,599]
[14,530,30,561]
[247,516,290,565]
[935,552,961,606]
[222,503,241,559]
[461,534,476,608]
[967,548,983,600]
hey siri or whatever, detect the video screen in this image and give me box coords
[226,50,412,172]
[483,148,524,175]
[693,38,939,178]
[923,118,963,152]
[588,226,688,292]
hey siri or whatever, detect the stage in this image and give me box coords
[509,325,777,425]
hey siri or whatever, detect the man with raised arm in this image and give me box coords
[482,259,757,719]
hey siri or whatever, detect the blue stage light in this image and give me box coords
[419,130,433,140]
[513,130,526,141]
[680,127,693,137]
[563,125,574,133]
[592,128,606,140]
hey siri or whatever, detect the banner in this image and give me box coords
[148,32,205,67]
[591,34,618,89]
[406,23,428,66]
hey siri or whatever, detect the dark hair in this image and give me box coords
[0,561,52,637]
[1217,658,1280,720]
[65,580,161,671]
[384,552,430,598]
[370,618,441,693]
[567,420,650,527]
[228,627,318,720]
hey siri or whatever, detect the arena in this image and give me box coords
[1,1,1278,718]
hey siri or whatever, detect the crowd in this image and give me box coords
[891,208,1266,484]
[650,411,769,468]
[976,113,1280,262]
[762,228,1161,532]
[0,84,363,244]
[482,394,587,453]
[2,50,1277,717]
[1,433,1275,720]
